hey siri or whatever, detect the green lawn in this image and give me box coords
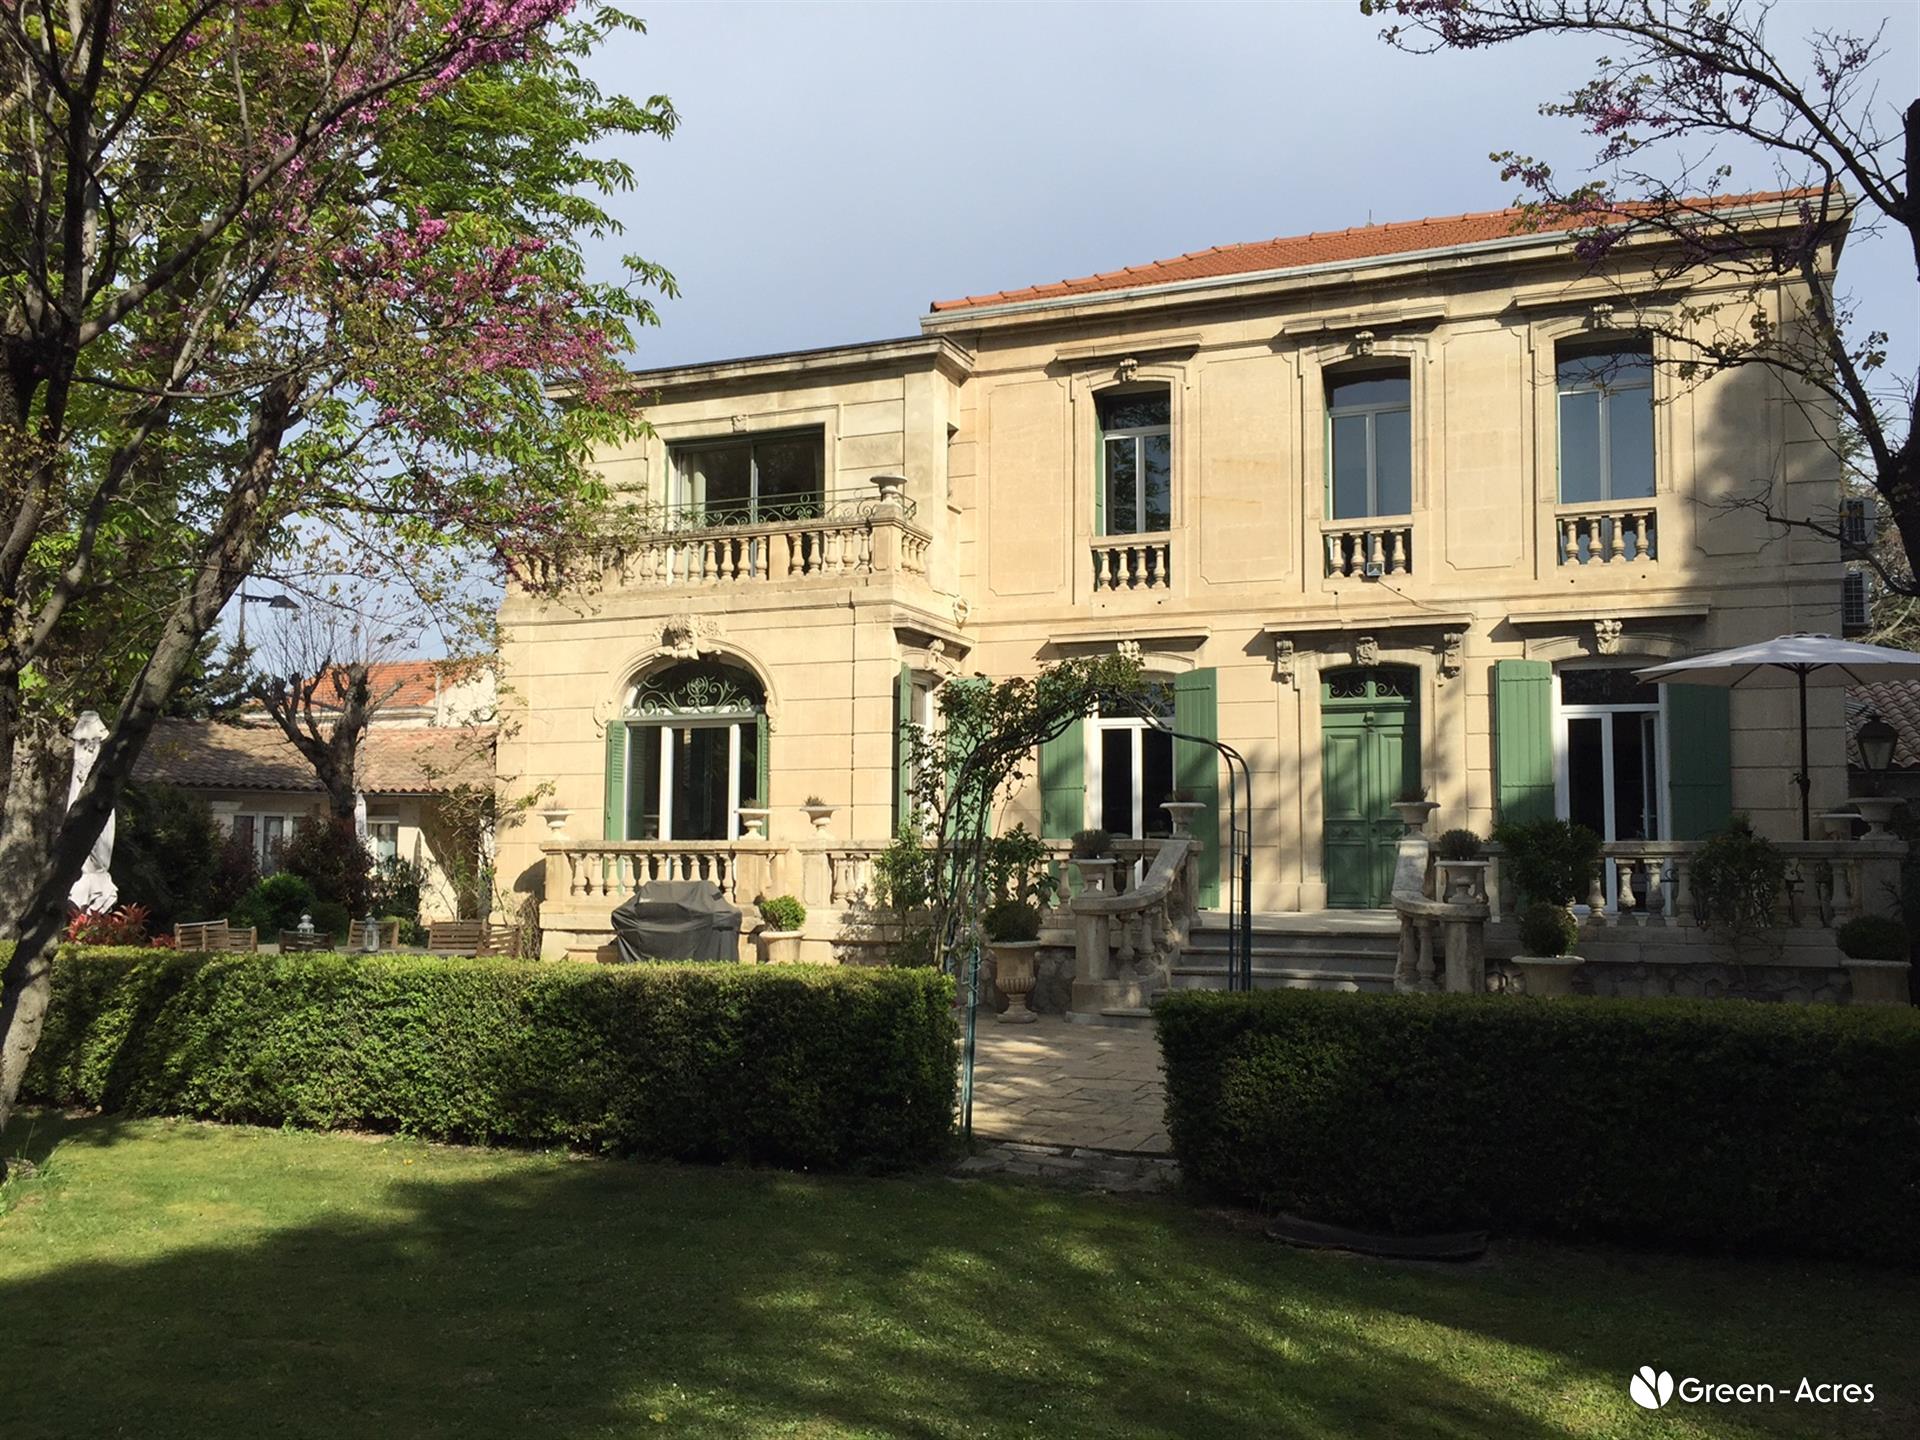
[1,1115,1912,1439]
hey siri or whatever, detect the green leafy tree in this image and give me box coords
[0,0,676,1135]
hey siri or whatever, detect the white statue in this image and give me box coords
[67,710,118,914]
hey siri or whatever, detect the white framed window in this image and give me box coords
[622,661,766,842]
[1097,390,1171,536]
[1553,666,1669,911]
[232,811,301,871]
[1557,343,1654,503]
[1327,370,1412,519]
[368,821,400,862]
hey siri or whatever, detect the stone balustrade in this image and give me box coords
[1557,504,1657,565]
[1091,536,1172,592]
[1067,836,1199,1017]
[1323,519,1413,577]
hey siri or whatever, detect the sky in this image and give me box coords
[581,0,1919,380]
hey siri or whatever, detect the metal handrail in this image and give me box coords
[638,486,918,535]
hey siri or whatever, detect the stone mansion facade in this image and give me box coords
[496,194,1849,957]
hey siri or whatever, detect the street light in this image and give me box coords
[233,590,300,652]
[1856,711,1900,795]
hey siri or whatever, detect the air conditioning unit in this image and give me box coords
[1842,569,1871,635]
[1841,496,1875,550]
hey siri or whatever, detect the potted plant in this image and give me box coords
[1389,783,1439,834]
[1511,901,1582,997]
[755,894,807,964]
[1492,817,1603,914]
[1161,788,1206,838]
[982,896,1042,1023]
[1069,827,1116,893]
[800,795,835,834]
[1433,828,1488,903]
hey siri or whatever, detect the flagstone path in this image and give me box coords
[962,1016,1171,1155]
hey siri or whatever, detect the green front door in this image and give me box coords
[1322,667,1418,908]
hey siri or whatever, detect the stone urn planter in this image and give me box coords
[755,928,803,965]
[538,806,572,840]
[1390,799,1440,834]
[735,806,771,840]
[1435,859,1490,904]
[1071,856,1117,895]
[1848,796,1901,837]
[990,940,1041,1023]
[1161,800,1206,837]
[801,802,835,835]
[1510,955,1583,998]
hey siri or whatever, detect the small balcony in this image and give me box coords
[1323,518,1414,578]
[1091,533,1173,592]
[1557,502,1657,566]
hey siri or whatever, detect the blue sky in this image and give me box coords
[582,0,1918,386]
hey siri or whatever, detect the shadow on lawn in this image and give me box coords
[1,1115,1912,1439]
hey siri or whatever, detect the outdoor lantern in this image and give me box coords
[1857,712,1900,778]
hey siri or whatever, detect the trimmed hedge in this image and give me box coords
[26,948,957,1171]
[1157,989,1920,1264]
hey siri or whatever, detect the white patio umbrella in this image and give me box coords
[1635,633,1920,839]
[66,710,118,913]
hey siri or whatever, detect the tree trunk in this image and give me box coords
[0,725,70,939]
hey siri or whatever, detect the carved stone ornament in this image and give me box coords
[730,414,748,433]
[1355,635,1381,667]
[1274,638,1296,688]
[1351,329,1377,358]
[1117,639,1143,664]
[1116,356,1140,384]
[1594,618,1624,656]
[926,638,957,676]
[660,613,721,660]
[1588,302,1616,330]
[952,596,972,629]
[1440,631,1464,679]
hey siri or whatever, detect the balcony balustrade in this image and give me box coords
[1323,519,1413,578]
[1558,504,1657,565]
[1091,535,1172,592]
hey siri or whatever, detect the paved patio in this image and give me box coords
[962,1016,1170,1154]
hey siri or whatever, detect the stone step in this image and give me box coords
[1170,962,1394,994]
[1184,933,1400,965]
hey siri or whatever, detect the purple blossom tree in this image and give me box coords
[0,0,675,1133]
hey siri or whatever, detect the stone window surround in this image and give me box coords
[1300,332,1433,528]
[641,405,843,513]
[1068,358,1191,548]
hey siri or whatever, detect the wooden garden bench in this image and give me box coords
[426,920,494,957]
[173,920,258,953]
[278,928,332,953]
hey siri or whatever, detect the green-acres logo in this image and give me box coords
[1630,1367,1875,1410]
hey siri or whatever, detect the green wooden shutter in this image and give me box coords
[893,664,914,833]
[1494,659,1555,826]
[1039,719,1085,839]
[755,711,770,808]
[1667,684,1732,839]
[603,721,628,841]
[1173,669,1221,908]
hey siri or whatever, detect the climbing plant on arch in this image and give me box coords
[883,654,1148,979]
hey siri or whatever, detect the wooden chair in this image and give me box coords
[426,920,492,957]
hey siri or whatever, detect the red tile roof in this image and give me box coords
[1848,682,1920,770]
[929,189,1819,314]
[135,719,496,795]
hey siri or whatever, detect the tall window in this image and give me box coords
[672,430,824,526]
[623,661,766,841]
[1327,370,1412,519]
[1557,343,1654,503]
[1097,390,1171,535]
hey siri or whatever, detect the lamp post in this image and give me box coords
[1856,712,1899,797]
[233,590,300,653]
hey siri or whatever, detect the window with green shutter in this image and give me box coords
[1494,659,1555,826]
[1666,684,1732,839]
[1173,669,1221,908]
[1039,720,1086,839]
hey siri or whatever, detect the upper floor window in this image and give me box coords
[1327,370,1412,519]
[1098,389,1171,536]
[672,429,824,526]
[1557,343,1653,503]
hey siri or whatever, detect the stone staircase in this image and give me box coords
[1170,911,1399,994]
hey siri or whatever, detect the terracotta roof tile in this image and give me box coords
[135,719,495,795]
[929,189,1818,313]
